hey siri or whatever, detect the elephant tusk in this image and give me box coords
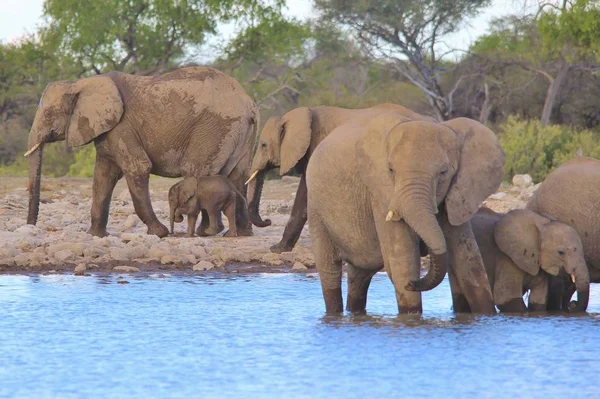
[245,170,259,185]
[571,274,576,284]
[23,143,41,157]
[385,211,395,222]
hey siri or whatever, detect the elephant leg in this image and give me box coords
[528,274,549,312]
[494,256,527,313]
[310,215,343,314]
[271,174,308,253]
[546,275,566,311]
[125,173,169,238]
[88,156,123,237]
[227,158,252,237]
[205,206,225,236]
[186,213,197,237]
[448,269,472,313]
[442,220,495,314]
[223,199,238,237]
[346,264,379,314]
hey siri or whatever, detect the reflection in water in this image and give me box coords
[0,273,598,398]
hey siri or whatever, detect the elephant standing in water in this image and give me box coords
[469,208,589,313]
[306,113,505,314]
[527,157,600,309]
[25,67,258,238]
[246,103,433,253]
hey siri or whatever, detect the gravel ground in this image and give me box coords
[0,175,536,275]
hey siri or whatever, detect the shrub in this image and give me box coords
[498,116,600,182]
[67,146,96,177]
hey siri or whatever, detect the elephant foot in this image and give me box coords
[87,226,109,238]
[147,223,169,238]
[270,241,293,254]
[223,229,238,238]
[185,233,195,238]
[235,225,253,237]
[198,226,224,237]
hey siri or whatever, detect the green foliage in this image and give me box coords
[67,146,96,177]
[498,116,600,182]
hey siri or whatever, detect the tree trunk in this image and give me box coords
[541,63,570,126]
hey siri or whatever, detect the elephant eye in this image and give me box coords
[557,249,566,256]
[261,142,267,148]
[440,166,449,175]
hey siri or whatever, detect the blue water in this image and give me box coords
[1,273,599,399]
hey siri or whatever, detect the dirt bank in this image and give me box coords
[0,175,532,275]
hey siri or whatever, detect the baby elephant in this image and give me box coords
[169,176,249,237]
[468,207,589,313]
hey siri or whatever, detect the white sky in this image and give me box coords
[0,0,516,52]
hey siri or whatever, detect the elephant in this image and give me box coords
[306,111,505,314]
[468,207,589,313]
[527,157,600,309]
[245,103,435,254]
[24,67,258,238]
[168,176,249,237]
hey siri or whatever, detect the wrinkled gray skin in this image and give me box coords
[469,207,589,313]
[246,103,435,253]
[306,112,505,315]
[26,67,258,238]
[169,176,250,237]
[527,157,600,310]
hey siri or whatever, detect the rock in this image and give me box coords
[489,192,508,200]
[262,252,282,266]
[113,266,140,273]
[122,215,140,230]
[47,243,86,257]
[110,248,132,261]
[74,264,87,276]
[54,249,76,263]
[193,260,215,271]
[512,174,533,188]
[279,251,296,263]
[13,225,44,235]
[292,262,308,270]
[160,254,195,264]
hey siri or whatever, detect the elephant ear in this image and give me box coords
[279,107,312,175]
[67,76,124,148]
[494,210,548,276]
[443,118,505,226]
[178,177,198,205]
[356,112,411,205]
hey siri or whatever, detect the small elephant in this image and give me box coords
[245,103,435,253]
[168,176,250,237]
[527,157,600,309]
[469,207,589,313]
[306,112,505,315]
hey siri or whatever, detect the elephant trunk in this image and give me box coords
[390,187,447,292]
[567,262,590,313]
[27,144,44,225]
[247,169,271,227]
[170,207,175,234]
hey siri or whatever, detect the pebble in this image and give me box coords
[193,261,215,271]
[292,262,308,271]
[74,264,87,276]
[113,266,140,273]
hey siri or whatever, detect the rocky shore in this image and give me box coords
[0,174,536,275]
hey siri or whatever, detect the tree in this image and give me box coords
[314,0,491,120]
[43,0,286,75]
[473,0,600,125]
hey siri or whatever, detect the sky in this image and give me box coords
[0,0,516,52]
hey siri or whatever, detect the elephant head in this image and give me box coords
[168,177,198,233]
[24,76,124,225]
[356,114,505,291]
[245,107,312,227]
[494,209,589,312]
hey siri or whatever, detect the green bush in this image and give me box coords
[498,116,600,182]
[67,146,96,177]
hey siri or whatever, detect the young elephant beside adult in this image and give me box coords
[306,112,505,314]
[527,157,600,309]
[246,103,434,253]
[469,207,589,312]
[169,176,249,237]
[24,67,258,238]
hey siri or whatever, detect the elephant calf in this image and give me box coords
[468,207,589,312]
[169,176,250,237]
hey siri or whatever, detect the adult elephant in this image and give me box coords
[246,103,433,253]
[527,157,600,309]
[24,67,258,238]
[306,112,505,314]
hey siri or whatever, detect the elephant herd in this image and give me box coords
[23,66,600,315]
